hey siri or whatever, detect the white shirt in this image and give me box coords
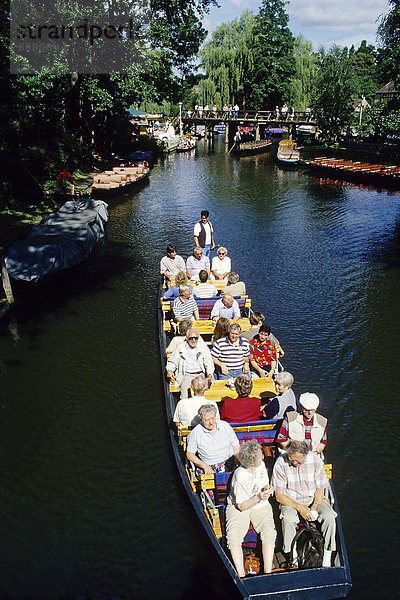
[173,396,219,427]
[227,462,270,510]
[211,255,231,276]
[193,283,218,298]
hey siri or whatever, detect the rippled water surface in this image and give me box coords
[1,138,400,600]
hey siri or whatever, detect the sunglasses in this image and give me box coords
[188,336,199,340]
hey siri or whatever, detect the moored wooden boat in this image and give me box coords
[277,140,300,165]
[158,276,352,599]
[302,157,400,189]
[91,162,150,197]
[233,139,273,155]
[5,199,108,282]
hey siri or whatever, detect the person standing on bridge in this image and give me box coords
[233,103,239,118]
[193,210,215,257]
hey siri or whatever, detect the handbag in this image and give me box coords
[244,553,260,574]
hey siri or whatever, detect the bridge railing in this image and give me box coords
[182,110,314,122]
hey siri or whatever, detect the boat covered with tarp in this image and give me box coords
[5,199,108,282]
[158,270,352,600]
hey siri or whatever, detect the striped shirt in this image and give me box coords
[211,335,250,370]
[173,295,198,320]
[193,283,218,298]
[271,451,327,501]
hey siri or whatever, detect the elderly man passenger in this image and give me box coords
[263,371,296,420]
[211,246,231,280]
[160,244,186,282]
[173,375,219,427]
[210,294,240,323]
[172,284,199,322]
[211,323,251,379]
[186,246,211,280]
[166,329,214,398]
[186,404,240,474]
[226,440,275,577]
[166,319,206,354]
[222,272,246,296]
[272,440,337,567]
[276,392,327,454]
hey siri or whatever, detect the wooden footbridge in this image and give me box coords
[176,110,317,150]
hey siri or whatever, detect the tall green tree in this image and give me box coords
[377,0,400,91]
[199,11,257,107]
[351,40,379,104]
[247,0,295,109]
[290,35,317,110]
[312,45,357,144]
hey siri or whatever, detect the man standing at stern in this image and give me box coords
[193,210,215,257]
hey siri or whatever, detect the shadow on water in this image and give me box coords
[1,136,400,600]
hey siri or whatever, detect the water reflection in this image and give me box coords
[1,136,399,600]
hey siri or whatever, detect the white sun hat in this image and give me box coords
[299,392,319,410]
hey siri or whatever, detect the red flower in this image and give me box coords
[57,169,74,183]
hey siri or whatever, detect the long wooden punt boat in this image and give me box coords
[303,157,400,189]
[277,140,300,165]
[158,280,352,600]
[176,136,196,152]
[233,139,273,155]
[91,161,150,197]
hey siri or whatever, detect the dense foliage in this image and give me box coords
[377,0,400,91]
[312,46,357,144]
[199,11,257,107]
[247,0,294,108]
[1,0,399,205]
[290,35,317,111]
[0,0,216,202]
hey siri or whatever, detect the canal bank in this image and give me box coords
[1,136,399,600]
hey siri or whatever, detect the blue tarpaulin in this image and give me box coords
[5,199,108,282]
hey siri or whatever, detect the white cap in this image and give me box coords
[299,392,319,410]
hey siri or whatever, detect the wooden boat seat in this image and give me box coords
[161,296,251,320]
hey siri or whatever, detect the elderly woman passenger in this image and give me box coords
[163,271,193,300]
[186,405,240,474]
[263,371,296,420]
[220,375,261,423]
[276,393,327,454]
[226,440,275,577]
[211,246,231,280]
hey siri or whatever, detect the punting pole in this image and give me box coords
[1,250,14,312]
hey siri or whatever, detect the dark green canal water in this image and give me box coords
[1,137,399,600]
